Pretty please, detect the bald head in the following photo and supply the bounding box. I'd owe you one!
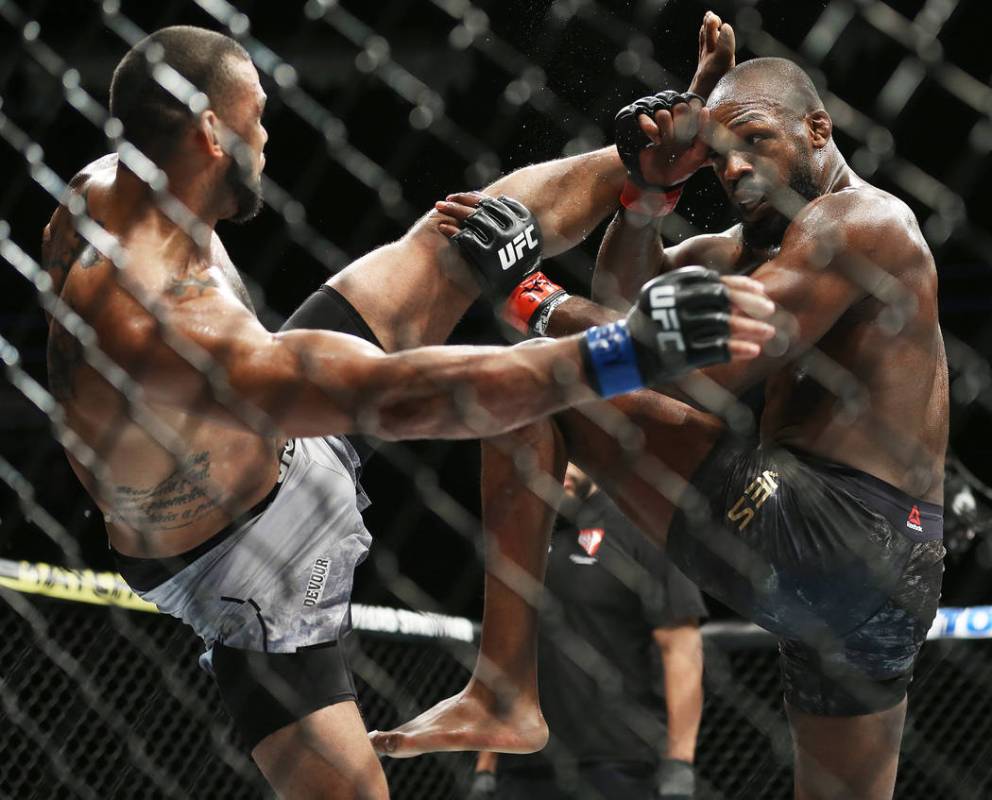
[708,57,823,118]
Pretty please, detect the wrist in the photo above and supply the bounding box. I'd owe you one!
[579,320,645,398]
[657,758,695,799]
[620,178,685,218]
[504,272,571,336]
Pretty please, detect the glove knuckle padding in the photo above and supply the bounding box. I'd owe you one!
[630,266,731,380]
[615,90,708,187]
[452,194,544,298]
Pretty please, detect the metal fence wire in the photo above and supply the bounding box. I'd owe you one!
[2,593,992,799]
[2,0,992,798]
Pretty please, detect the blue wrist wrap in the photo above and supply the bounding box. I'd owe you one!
[582,321,644,398]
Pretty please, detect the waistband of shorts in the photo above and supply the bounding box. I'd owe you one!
[786,447,943,542]
[112,440,295,593]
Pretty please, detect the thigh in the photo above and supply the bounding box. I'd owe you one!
[253,700,389,800]
[787,699,906,800]
[556,390,725,549]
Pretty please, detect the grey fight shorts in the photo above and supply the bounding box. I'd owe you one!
[115,435,372,749]
[136,435,372,653]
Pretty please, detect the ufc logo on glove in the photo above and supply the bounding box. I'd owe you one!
[498,224,540,270]
[649,285,686,351]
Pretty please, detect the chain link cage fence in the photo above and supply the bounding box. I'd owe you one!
[2,0,992,798]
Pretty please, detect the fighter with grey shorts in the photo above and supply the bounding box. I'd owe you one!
[114,287,382,750]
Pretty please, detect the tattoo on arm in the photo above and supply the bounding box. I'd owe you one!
[47,323,84,401]
[42,190,106,288]
[166,275,221,299]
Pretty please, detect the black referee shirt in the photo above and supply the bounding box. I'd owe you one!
[499,490,707,773]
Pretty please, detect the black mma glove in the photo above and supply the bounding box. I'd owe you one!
[656,758,696,799]
[615,90,706,189]
[452,195,544,299]
[580,266,731,398]
[466,770,496,800]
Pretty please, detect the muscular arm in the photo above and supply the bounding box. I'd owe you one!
[329,147,626,351]
[653,621,704,763]
[550,192,912,396]
[88,270,596,442]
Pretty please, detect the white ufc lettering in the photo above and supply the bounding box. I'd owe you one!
[648,284,684,350]
[499,224,538,270]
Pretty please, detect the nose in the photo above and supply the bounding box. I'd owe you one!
[720,149,753,184]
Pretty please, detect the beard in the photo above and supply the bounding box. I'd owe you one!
[740,154,820,251]
[223,157,264,224]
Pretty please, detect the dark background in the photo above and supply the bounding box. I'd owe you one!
[2,0,992,620]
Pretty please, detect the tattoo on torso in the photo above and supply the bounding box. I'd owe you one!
[111,450,220,530]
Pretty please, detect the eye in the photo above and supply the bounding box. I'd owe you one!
[745,133,766,146]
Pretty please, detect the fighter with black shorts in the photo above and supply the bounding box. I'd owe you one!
[370,23,946,800]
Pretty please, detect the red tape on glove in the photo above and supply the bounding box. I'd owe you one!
[504,272,569,334]
[619,179,684,217]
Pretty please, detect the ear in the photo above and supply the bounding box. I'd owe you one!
[806,110,832,149]
[196,110,226,159]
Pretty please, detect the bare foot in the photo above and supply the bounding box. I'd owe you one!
[368,688,549,759]
[689,10,736,99]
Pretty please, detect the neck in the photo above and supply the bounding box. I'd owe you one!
[114,163,217,263]
[820,146,853,195]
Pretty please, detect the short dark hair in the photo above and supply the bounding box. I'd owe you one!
[109,25,251,163]
[709,57,824,117]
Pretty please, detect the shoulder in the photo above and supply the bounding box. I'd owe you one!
[785,185,930,273]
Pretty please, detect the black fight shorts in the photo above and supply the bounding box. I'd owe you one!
[211,639,358,752]
[280,284,383,464]
[668,438,944,716]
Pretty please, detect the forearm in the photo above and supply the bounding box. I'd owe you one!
[485,146,625,256]
[592,208,667,310]
[265,331,593,441]
[657,628,704,762]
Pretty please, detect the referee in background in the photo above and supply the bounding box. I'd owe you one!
[470,463,708,800]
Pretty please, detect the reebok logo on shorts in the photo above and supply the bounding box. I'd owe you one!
[906,505,924,533]
[303,557,330,607]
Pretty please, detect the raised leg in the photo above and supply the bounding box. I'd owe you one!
[556,389,725,547]
[788,699,906,800]
[369,419,566,757]
[371,391,726,758]
[253,701,389,800]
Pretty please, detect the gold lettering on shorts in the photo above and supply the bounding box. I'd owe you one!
[727,470,780,530]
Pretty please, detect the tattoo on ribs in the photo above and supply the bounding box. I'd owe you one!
[111,451,220,530]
